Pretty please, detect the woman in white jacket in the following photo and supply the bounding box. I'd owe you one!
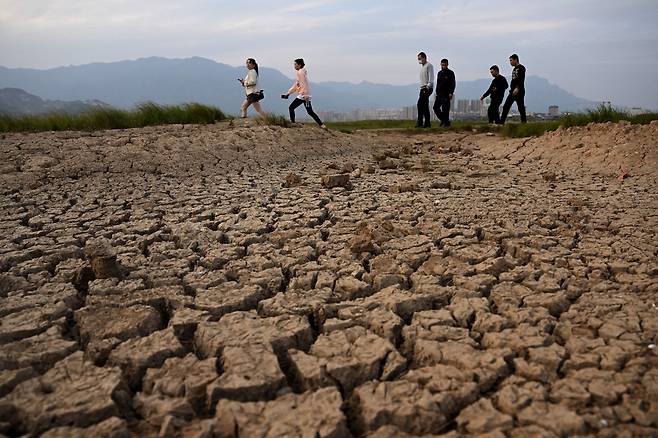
[238,58,267,119]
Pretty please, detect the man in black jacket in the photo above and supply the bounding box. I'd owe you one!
[433,59,455,127]
[500,54,527,124]
[480,65,508,124]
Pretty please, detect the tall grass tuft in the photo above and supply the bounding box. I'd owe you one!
[263,113,291,128]
[0,102,227,133]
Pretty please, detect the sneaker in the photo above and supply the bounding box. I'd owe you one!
[320,124,329,130]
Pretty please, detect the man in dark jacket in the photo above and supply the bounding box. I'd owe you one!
[433,59,455,127]
[480,65,508,124]
[500,54,527,124]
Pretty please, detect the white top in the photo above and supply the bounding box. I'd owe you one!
[419,62,434,90]
[244,70,259,95]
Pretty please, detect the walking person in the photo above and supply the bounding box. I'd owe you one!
[238,58,267,119]
[433,58,456,127]
[416,52,434,128]
[281,58,327,129]
[500,54,527,124]
[480,65,508,124]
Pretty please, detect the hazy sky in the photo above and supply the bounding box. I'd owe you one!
[1,0,657,108]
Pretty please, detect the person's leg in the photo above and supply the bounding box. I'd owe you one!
[252,102,267,119]
[487,103,495,123]
[289,98,304,122]
[421,90,431,127]
[441,97,451,127]
[500,94,514,124]
[432,96,441,121]
[240,100,250,118]
[416,90,424,127]
[491,99,502,124]
[303,100,324,126]
[517,94,527,123]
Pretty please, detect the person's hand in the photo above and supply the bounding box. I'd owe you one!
[448,94,453,100]
[237,78,244,85]
[281,94,289,99]
[512,88,519,96]
[303,96,310,102]
[480,96,484,101]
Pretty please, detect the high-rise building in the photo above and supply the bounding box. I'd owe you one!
[548,105,559,116]
[457,99,469,114]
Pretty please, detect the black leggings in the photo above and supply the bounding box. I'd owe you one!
[289,98,323,125]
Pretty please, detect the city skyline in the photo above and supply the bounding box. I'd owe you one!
[1,0,657,108]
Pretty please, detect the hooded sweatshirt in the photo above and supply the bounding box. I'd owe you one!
[288,68,312,99]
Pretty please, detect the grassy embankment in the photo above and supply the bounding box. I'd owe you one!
[326,105,658,138]
[0,102,228,133]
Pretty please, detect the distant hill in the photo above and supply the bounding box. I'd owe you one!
[0,87,109,115]
[0,57,598,115]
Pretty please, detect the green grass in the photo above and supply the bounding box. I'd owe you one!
[0,102,227,133]
[326,105,658,138]
[263,113,291,128]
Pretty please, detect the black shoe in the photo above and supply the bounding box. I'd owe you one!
[414,124,423,128]
[423,124,431,128]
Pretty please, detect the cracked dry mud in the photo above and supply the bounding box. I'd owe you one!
[0,119,657,437]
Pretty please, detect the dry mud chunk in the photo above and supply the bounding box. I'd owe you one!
[40,417,130,438]
[321,173,351,189]
[288,326,406,393]
[481,324,550,354]
[456,398,513,434]
[194,311,313,358]
[0,301,70,344]
[326,305,403,344]
[334,276,372,300]
[448,297,489,328]
[0,367,37,397]
[0,282,80,318]
[107,327,186,388]
[84,237,122,279]
[258,288,334,319]
[86,285,190,309]
[349,379,447,435]
[207,344,286,404]
[143,354,218,414]
[522,291,571,317]
[362,285,437,321]
[0,326,78,373]
[0,351,128,435]
[517,401,586,436]
[215,387,349,437]
[134,393,195,425]
[493,381,548,415]
[168,307,213,342]
[75,304,164,362]
[194,283,270,317]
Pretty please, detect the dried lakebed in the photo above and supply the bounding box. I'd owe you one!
[0,121,656,437]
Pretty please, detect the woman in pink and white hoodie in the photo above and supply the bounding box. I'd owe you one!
[281,58,327,129]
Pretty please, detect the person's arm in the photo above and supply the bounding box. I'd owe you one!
[501,77,509,91]
[427,64,434,90]
[448,70,455,97]
[482,81,492,99]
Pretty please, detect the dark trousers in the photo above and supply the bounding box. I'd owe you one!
[417,88,431,127]
[433,95,451,126]
[501,92,526,123]
[488,98,503,124]
[289,98,323,126]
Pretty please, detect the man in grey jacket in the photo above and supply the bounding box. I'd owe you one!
[416,52,434,128]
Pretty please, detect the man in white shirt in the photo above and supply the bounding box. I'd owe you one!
[416,52,434,128]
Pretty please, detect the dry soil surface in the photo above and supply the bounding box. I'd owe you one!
[0,120,657,437]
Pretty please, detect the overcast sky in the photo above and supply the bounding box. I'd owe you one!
[1,0,657,108]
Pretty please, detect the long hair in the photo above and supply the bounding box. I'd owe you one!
[247,58,259,75]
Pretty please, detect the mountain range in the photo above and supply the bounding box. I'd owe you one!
[0,57,598,115]
[0,88,108,115]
